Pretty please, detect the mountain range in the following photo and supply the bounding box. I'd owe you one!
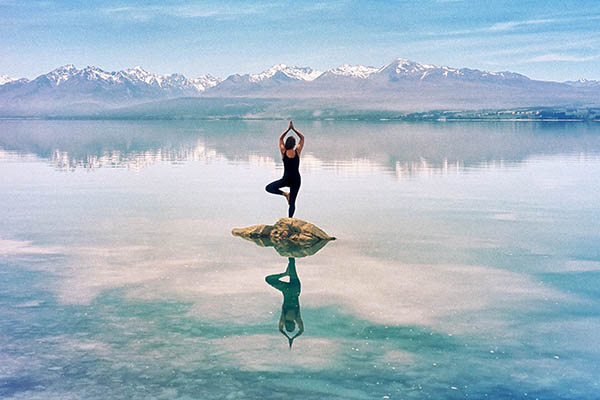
[1,58,599,117]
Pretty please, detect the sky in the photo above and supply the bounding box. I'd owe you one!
[1,0,600,82]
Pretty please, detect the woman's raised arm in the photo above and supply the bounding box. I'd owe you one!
[279,125,291,154]
[290,121,305,155]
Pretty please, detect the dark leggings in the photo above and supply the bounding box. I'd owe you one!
[265,258,301,296]
[265,176,301,217]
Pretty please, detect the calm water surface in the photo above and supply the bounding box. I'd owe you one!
[1,120,600,399]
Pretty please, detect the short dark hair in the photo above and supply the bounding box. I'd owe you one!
[284,136,296,150]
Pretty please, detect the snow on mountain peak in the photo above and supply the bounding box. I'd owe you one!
[191,75,221,91]
[380,58,441,76]
[46,64,80,86]
[571,78,599,84]
[120,67,186,88]
[0,74,19,86]
[122,66,152,81]
[81,66,119,82]
[56,64,77,71]
[391,57,413,65]
[249,64,322,82]
[34,64,216,92]
[565,78,600,88]
[327,64,379,78]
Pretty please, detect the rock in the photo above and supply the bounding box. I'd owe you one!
[232,218,335,257]
[232,218,335,244]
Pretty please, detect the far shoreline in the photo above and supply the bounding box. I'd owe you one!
[1,116,599,123]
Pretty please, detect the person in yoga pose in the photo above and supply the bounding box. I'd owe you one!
[265,121,304,218]
[265,257,304,348]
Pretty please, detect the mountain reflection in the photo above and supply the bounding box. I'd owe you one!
[2,119,600,177]
[266,257,304,349]
[49,142,225,171]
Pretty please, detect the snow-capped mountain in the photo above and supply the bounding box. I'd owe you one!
[249,64,322,82]
[372,58,530,83]
[0,64,224,115]
[205,64,323,96]
[190,75,221,91]
[204,58,550,100]
[323,64,379,78]
[118,66,221,92]
[0,75,12,85]
[378,58,439,77]
[44,64,79,86]
[201,67,297,96]
[36,64,217,94]
[1,58,598,116]
[565,78,600,88]
[0,74,26,86]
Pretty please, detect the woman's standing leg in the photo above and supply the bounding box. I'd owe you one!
[286,258,300,294]
[288,182,300,217]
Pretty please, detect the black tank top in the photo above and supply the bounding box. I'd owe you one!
[283,150,300,177]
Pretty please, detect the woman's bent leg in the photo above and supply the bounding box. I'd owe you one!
[265,272,288,292]
[266,178,286,196]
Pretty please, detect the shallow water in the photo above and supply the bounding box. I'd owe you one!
[1,119,600,399]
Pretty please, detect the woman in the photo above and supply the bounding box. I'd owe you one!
[265,120,304,218]
[265,257,304,348]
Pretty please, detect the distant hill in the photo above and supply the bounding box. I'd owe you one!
[1,59,600,117]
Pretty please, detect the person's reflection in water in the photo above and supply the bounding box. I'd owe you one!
[265,257,304,348]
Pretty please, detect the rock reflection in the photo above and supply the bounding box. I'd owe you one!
[236,235,331,258]
[265,258,304,348]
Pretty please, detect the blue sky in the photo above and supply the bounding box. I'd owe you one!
[1,0,599,81]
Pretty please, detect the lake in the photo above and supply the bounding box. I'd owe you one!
[1,119,600,399]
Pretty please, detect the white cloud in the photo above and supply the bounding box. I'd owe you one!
[439,15,599,37]
[101,3,273,21]
[0,239,59,256]
[212,335,341,372]
[527,53,600,63]
[482,37,600,57]
[103,7,134,13]
[489,18,557,32]
[306,0,350,11]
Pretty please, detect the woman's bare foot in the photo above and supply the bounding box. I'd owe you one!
[283,192,290,204]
